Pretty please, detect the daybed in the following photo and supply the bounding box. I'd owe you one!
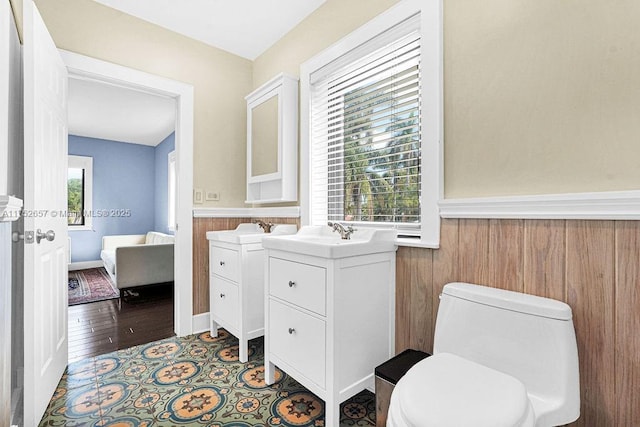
[100,231,174,290]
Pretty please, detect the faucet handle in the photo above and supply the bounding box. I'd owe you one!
[254,219,274,233]
[344,225,356,239]
[327,221,356,239]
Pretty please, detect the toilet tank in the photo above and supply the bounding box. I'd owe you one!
[433,283,580,426]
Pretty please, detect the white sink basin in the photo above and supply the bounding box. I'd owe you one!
[261,225,397,258]
[206,223,297,244]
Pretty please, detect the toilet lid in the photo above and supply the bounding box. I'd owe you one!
[394,353,531,427]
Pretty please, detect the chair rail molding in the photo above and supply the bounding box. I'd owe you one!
[439,190,640,220]
[0,195,22,222]
[193,206,300,218]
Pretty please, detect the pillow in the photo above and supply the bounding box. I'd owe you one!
[145,231,175,245]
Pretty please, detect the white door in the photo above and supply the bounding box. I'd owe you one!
[22,1,69,425]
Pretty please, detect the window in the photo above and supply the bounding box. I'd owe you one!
[168,150,176,231]
[67,155,93,230]
[301,1,442,247]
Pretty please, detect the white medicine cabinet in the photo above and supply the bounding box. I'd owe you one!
[245,73,298,204]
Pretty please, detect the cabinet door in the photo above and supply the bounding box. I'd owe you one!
[269,299,326,388]
[210,277,239,332]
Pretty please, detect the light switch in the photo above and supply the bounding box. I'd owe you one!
[194,188,203,204]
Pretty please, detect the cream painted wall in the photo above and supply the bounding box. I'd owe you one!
[19,0,253,207]
[256,0,640,198]
[444,0,640,197]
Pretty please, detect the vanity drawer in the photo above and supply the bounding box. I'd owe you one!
[210,277,239,331]
[269,299,326,388]
[210,245,240,282]
[269,257,326,316]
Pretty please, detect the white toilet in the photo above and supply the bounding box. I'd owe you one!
[387,282,580,427]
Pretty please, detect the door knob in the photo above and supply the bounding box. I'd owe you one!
[36,229,55,244]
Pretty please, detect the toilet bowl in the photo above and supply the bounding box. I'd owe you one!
[386,282,580,427]
[387,353,535,427]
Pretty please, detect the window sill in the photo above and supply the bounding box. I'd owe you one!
[396,237,439,249]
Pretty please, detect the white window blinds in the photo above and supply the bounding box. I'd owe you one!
[309,15,422,236]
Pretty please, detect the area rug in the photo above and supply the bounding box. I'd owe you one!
[68,267,119,306]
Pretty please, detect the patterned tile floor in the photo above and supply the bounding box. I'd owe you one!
[40,329,376,426]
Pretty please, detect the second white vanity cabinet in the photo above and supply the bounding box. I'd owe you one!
[262,226,397,427]
[206,223,296,362]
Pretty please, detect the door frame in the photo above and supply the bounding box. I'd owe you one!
[60,50,194,336]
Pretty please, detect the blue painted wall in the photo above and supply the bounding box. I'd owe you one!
[69,135,159,262]
[154,133,175,235]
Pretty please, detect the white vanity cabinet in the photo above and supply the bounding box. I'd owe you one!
[207,223,296,362]
[262,228,397,427]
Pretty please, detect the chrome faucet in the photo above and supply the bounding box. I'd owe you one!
[327,221,355,240]
[253,220,274,233]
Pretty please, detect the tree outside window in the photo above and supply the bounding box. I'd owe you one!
[67,155,93,230]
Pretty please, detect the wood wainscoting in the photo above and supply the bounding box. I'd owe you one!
[192,217,639,425]
[192,217,300,315]
[396,218,639,426]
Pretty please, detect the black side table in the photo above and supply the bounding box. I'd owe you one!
[375,349,430,426]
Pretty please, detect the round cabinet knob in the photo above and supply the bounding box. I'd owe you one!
[288,328,295,334]
[219,261,225,266]
[288,281,296,288]
[220,293,225,298]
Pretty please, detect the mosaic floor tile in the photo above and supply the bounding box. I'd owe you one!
[97,383,157,421]
[60,369,98,391]
[40,329,377,426]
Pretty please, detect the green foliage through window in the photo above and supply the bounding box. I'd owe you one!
[325,36,421,226]
[68,168,84,225]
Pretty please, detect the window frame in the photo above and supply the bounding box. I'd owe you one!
[168,150,176,231]
[300,0,443,248]
[67,155,93,231]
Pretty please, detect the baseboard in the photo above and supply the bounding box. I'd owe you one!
[192,312,210,334]
[339,373,375,401]
[68,260,102,271]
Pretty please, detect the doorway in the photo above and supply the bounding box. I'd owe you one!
[66,76,178,360]
[61,50,194,338]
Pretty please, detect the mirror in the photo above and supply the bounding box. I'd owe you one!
[250,95,279,178]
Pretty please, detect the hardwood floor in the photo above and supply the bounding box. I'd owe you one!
[67,283,175,362]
